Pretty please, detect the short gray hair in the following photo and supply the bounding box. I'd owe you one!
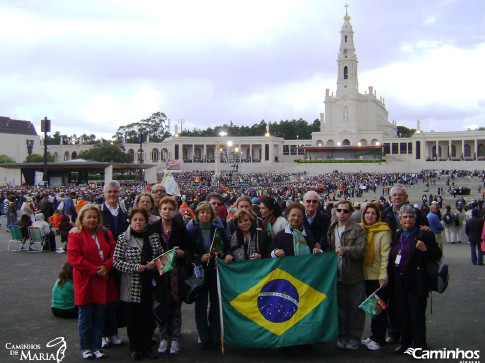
[104,180,120,193]
[390,183,408,197]
[398,204,416,218]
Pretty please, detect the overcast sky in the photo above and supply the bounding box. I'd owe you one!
[1,0,484,140]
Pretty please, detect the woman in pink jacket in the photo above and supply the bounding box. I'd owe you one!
[68,204,118,360]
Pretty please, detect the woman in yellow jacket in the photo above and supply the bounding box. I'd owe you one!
[360,203,391,351]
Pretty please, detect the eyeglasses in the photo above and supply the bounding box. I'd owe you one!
[336,208,350,214]
[288,214,303,219]
[305,200,318,204]
[153,190,166,194]
[211,202,222,206]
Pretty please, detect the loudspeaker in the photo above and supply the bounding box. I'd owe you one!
[41,118,51,132]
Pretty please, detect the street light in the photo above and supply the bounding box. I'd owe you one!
[40,117,51,186]
[139,133,144,182]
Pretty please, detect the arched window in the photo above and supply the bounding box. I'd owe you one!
[194,148,201,161]
[464,144,471,157]
[207,147,214,161]
[343,106,348,120]
[161,148,168,161]
[53,152,58,162]
[127,149,135,162]
[342,139,351,146]
[151,148,159,161]
[63,151,70,161]
[478,143,485,157]
[327,140,335,146]
[344,66,348,79]
[71,151,77,159]
[343,49,348,58]
[359,139,368,146]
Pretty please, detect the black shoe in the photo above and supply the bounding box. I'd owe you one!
[130,351,142,361]
[143,349,158,359]
[200,341,211,351]
[212,341,221,352]
[393,346,409,355]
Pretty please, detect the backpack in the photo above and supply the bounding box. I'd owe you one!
[417,230,449,294]
[443,212,452,225]
[426,256,449,293]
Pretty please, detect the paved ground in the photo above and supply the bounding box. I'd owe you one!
[0,175,484,362]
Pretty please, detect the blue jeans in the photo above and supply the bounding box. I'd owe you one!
[78,303,107,351]
[470,243,483,265]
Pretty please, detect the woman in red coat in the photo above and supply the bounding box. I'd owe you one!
[68,204,118,360]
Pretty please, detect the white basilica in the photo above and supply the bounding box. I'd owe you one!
[1,8,484,184]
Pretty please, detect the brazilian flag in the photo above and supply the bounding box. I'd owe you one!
[217,253,338,348]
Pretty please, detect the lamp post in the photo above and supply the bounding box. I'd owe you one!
[40,117,51,186]
[139,133,144,182]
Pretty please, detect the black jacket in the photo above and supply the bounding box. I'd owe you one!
[269,226,315,257]
[465,216,485,244]
[303,210,330,250]
[388,229,442,297]
[100,203,129,242]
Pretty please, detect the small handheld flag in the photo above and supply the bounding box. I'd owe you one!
[153,248,176,276]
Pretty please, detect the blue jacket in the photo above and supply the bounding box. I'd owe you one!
[427,212,444,234]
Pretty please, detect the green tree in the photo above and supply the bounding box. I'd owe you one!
[397,126,416,138]
[78,140,132,163]
[25,153,54,162]
[114,112,170,143]
[0,154,14,163]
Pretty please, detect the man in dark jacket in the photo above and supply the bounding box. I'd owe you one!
[382,184,429,233]
[302,191,330,251]
[465,209,484,265]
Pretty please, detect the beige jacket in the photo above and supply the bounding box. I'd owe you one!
[363,230,391,282]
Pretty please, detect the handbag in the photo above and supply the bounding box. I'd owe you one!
[480,240,485,252]
[181,263,205,304]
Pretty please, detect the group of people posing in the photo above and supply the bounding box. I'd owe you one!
[57,180,458,359]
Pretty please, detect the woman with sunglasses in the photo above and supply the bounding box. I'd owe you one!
[327,200,367,350]
[259,196,286,239]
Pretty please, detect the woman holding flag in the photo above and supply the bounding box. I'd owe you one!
[151,196,191,355]
[187,201,229,352]
[259,196,286,239]
[360,202,391,351]
[112,207,162,361]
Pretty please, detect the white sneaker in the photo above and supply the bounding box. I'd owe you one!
[92,350,106,359]
[170,339,180,354]
[101,337,110,348]
[109,335,123,345]
[336,338,348,349]
[366,340,382,351]
[361,337,373,347]
[81,349,93,359]
[158,339,168,354]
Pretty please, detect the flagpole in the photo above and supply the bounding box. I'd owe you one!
[216,262,224,354]
[208,232,216,267]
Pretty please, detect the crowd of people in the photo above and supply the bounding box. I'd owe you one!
[2,169,485,359]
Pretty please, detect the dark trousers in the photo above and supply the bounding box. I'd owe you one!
[365,280,388,346]
[337,280,366,340]
[125,299,155,353]
[390,272,428,349]
[195,271,220,345]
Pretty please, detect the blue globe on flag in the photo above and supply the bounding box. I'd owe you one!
[257,279,299,323]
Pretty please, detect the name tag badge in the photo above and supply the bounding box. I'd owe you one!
[99,250,104,260]
[395,254,401,265]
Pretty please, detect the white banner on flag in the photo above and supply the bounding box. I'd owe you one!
[161,170,181,196]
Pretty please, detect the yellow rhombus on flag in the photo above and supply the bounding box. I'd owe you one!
[230,268,327,336]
